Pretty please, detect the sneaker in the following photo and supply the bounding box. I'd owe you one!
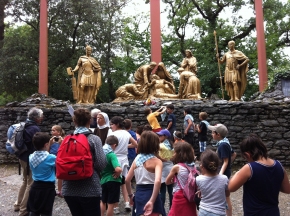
[125,202,131,211]
[114,207,120,214]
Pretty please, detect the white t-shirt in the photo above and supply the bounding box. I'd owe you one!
[110,130,131,156]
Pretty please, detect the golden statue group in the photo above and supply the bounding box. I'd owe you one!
[67,42,249,104]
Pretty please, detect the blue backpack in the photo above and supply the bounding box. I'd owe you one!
[6,122,28,156]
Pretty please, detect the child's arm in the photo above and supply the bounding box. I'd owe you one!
[125,160,136,205]
[165,164,179,185]
[219,157,229,175]
[128,136,137,148]
[184,118,193,135]
[143,159,163,215]
[228,164,251,192]
[112,166,122,179]
[280,168,290,194]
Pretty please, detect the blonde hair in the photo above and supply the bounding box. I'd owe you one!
[52,125,65,137]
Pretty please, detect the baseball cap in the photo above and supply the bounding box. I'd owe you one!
[156,129,171,138]
[208,124,228,137]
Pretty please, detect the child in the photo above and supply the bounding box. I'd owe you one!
[166,104,176,140]
[196,112,209,153]
[50,125,65,155]
[156,129,174,209]
[50,125,65,196]
[229,134,290,215]
[125,131,166,216]
[196,149,229,216]
[183,108,195,149]
[136,125,144,141]
[27,132,57,216]
[144,107,166,132]
[124,119,137,169]
[101,135,122,216]
[173,131,185,148]
[165,142,197,216]
[208,123,232,216]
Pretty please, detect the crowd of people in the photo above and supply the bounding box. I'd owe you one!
[11,106,290,216]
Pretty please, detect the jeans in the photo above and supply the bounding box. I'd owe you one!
[64,196,101,216]
[160,183,173,209]
[199,141,207,152]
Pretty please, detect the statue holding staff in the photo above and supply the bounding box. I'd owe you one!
[216,41,249,101]
[68,45,102,104]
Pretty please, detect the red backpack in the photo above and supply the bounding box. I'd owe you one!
[56,133,94,180]
[176,163,199,203]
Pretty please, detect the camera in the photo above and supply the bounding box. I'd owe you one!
[54,137,59,142]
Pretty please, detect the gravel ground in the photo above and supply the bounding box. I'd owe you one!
[0,164,290,216]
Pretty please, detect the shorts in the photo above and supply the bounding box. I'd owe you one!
[101,181,121,204]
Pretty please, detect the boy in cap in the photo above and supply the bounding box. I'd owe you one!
[208,123,232,216]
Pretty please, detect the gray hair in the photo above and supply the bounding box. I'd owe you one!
[91,108,101,117]
[27,107,43,121]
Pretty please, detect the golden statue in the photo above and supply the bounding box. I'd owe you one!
[216,41,249,101]
[181,49,197,75]
[133,62,157,98]
[177,68,201,99]
[148,74,178,99]
[155,62,175,92]
[68,45,102,104]
[114,84,147,101]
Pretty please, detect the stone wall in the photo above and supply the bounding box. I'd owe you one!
[1,93,290,165]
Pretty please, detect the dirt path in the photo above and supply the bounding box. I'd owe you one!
[0,164,289,216]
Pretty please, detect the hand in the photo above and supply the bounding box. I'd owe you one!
[112,171,120,179]
[236,64,240,70]
[184,129,188,135]
[143,201,153,216]
[129,195,134,206]
[195,190,201,198]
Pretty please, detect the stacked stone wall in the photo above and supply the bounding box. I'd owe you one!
[1,98,290,166]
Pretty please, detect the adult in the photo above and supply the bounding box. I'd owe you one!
[149,74,177,98]
[90,108,101,129]
[115,83,146,101]
[14,107,43,216]
[71,45,102,104]
[62,108,107,216]
[155,62,175,91]
[133,61,157,98]
[177,67,201,99]
[180,49,197,75]
[109,116,138,213]
[94,112,111,145]
[216,40,249,101]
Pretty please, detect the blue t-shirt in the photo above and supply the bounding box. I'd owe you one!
[50,142,60,156]
[29,154,56,183]
[217,141,232,179]
[127,130,137,159]
[167,113,176,134]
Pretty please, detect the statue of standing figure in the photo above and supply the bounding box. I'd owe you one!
[68,45,102,104]
[216,41,249,101]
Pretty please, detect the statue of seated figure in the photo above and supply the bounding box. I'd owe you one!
[148,74,178,99]
[177,67,201,99]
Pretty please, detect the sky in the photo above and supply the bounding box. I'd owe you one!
[123,1,290,57]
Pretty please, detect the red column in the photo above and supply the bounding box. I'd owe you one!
[255,0,268,92]
[39,0,48,95]
[150,0,161,65]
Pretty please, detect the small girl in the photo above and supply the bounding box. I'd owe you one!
[165,142,197,216]
[50,125,65,197]
[196,149,229,216]
[50,125,65,155]
[125,131,166,216]
[172,131,185,148]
